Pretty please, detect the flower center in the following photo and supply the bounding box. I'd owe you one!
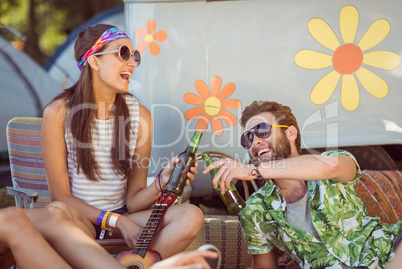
[332,43,363,74]
[204,97,221,116]
[145,34,154,43]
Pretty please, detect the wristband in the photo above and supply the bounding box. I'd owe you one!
[97,211,106,226]
[108,213,121,228]
[101,211,112,230]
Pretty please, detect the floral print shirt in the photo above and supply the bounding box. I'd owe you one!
[239,150,402,269]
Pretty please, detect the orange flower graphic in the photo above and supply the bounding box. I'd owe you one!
[134,20,167,56]
[184,76,241,136]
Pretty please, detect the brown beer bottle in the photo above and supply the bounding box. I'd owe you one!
[165,131,203,196]
[202,153,246,214]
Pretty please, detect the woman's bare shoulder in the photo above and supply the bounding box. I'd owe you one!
[42,99,67,123]
[138,102,151,121]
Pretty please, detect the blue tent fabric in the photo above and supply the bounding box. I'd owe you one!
[0,36,61,152]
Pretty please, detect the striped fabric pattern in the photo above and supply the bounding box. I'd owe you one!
[6,117,129,250]
[356,170,402,224]
[6,117,50,207]
[65,95,139,211]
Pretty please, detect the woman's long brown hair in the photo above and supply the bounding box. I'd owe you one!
[52,24,132,181]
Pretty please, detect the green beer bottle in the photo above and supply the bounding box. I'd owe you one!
[165,131,203,196]
[202,153,246,214]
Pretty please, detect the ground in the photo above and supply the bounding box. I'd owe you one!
[0,161,14,209]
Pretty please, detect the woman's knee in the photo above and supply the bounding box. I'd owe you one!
[43,204,71,227]
[0,207,28,231]
[0,207,33,242]
[46,201,74,218]
[36,204,79,241]
[0,207,25,222]
[46,201,95,238]
[172,204,204,235]
[187,204,204,225]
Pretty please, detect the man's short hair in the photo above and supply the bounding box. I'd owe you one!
[240,101,301,154]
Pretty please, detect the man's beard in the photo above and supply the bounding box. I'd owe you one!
[250,132,292,164]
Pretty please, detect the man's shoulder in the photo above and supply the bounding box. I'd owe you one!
[321,149,356,160]
[321,149,361,179]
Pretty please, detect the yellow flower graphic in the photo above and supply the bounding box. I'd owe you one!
[295,5,400,111]
[184,76,241,136]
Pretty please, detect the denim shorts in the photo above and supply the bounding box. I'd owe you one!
[94,205,128,239]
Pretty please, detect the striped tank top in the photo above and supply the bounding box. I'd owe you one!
[65,95,139,211]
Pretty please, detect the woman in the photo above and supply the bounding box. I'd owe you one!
[0,206,217,269]
[0,204,124,269]
[41,24,204,259]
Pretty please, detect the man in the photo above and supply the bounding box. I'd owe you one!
[203,101,402,268]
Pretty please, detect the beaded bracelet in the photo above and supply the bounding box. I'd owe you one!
[153,169,165,193]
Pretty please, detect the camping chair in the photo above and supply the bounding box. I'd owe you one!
[5,117,129,254]
[6,117,48,208]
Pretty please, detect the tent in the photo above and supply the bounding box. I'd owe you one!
[0,36,62,154]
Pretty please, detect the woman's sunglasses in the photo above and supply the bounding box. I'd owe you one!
[240,122,289,149]
[93,45,141,67]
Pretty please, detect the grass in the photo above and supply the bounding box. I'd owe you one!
[0,188,16,208]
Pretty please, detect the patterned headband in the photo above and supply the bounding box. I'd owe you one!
[77,27,130,71]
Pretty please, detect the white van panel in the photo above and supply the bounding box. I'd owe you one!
[124,0,402,192]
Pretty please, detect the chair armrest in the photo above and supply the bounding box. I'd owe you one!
[6,187,39,209]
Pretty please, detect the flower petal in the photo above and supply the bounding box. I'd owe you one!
[146,19,157,34]
[136,40,148,54]
[196,115,210,133]
[184,93,205,106]
[220,99,241,110]
[363,51,401,70]
[153,30,167,42]
[358,19,390,51]
[217,82,235,101]
[310,70,341,105]
[211,116,223,136]
[308,18,340,51]
[149,41,161,56]
[134,27,146,39]
[194,80,211,100]
[295,50,333,69]
[341,74,360,111]
[185,107,205,120]
[339,5,359,44]
[355,67,389,99]
[218,110,238,126]
[210,76,222,97]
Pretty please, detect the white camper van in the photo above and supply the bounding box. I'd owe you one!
[45,0,402,204]
[122,0,402,201]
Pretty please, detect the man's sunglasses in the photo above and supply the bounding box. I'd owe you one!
[240,122,289,149]
[93,45,141,67]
